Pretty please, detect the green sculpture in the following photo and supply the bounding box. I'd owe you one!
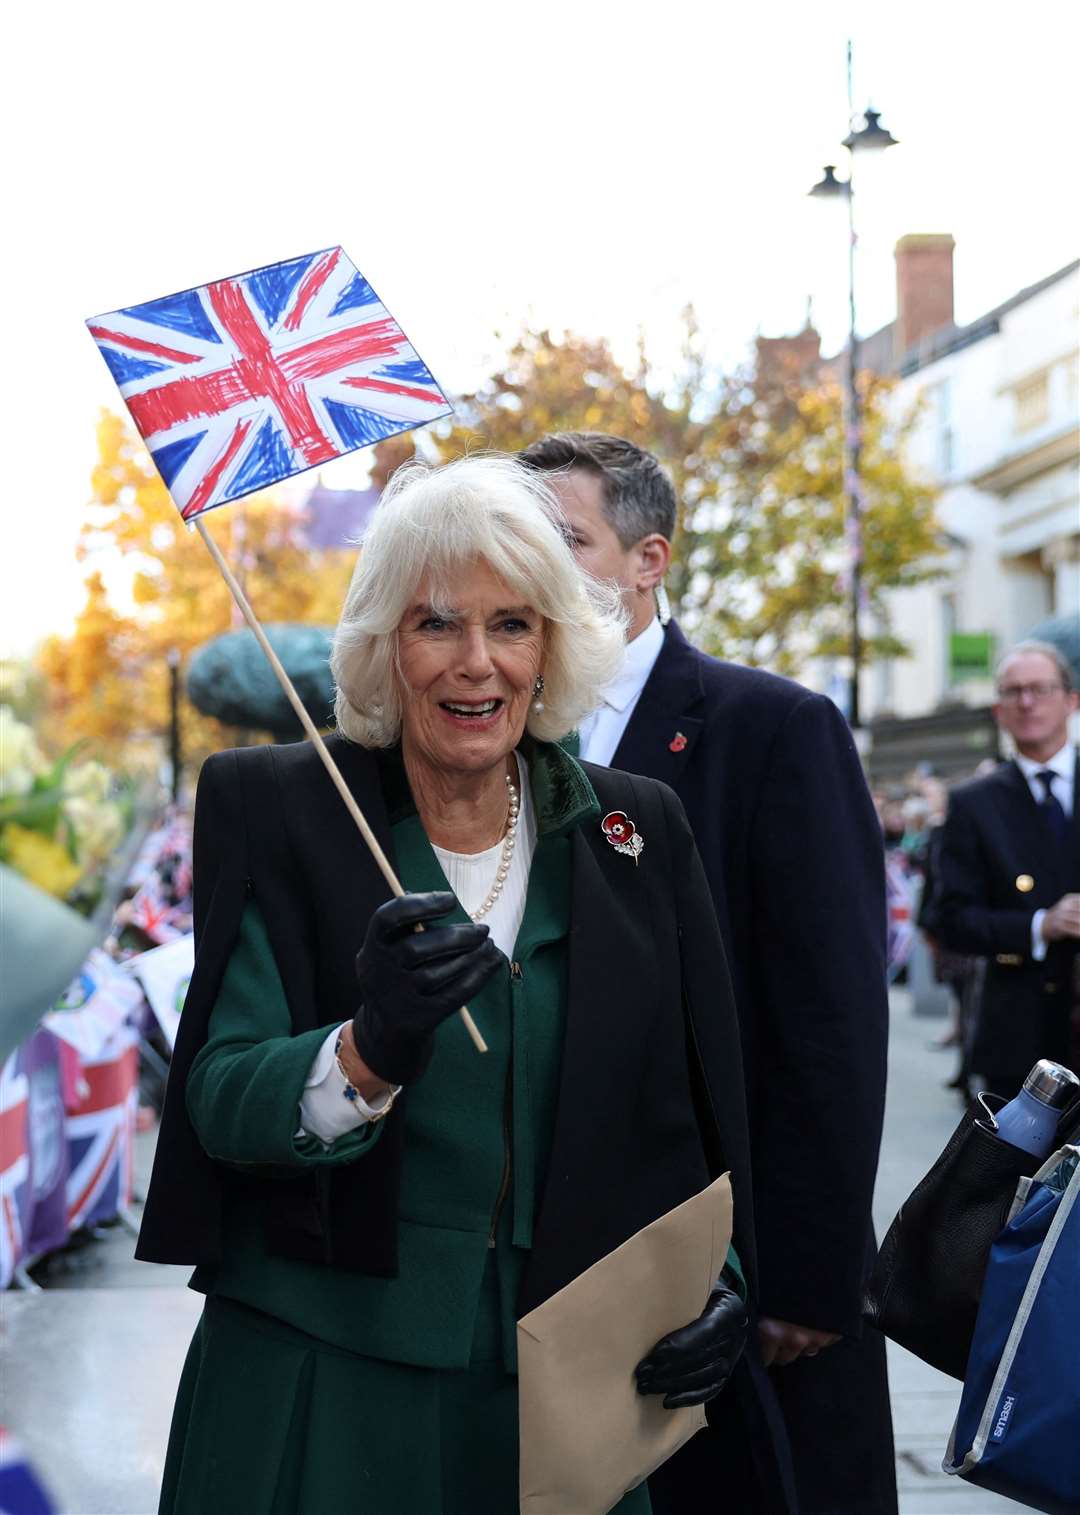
[187,625,335,740]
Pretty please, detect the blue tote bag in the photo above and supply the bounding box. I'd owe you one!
[944,1144,1080,1513]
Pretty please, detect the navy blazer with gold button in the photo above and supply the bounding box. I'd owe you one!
[936,751,1080,1079]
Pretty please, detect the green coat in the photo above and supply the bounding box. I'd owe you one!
[163,748,657,1514]
[186,756,592,1371]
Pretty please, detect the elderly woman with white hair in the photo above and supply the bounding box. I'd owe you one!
[139,456,761,1515]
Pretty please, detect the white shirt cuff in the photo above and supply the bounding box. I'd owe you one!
[1030,911,1048,962]
[297,1023,397,1145]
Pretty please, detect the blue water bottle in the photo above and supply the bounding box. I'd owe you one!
[990,1060,1080,1159]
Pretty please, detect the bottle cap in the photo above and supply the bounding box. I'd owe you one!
[1023,1059,1080,1110]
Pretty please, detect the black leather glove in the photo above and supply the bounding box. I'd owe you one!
[635,1276,749,1408]
[352,890,504,1085]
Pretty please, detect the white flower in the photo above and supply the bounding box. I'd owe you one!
[63,759,112,805]
[63,795,125,866]
[0,705,47,799]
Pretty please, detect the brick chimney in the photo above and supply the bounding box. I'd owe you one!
[894,234,955,358]
[755,326,822,389]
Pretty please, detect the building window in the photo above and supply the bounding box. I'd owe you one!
[935,378,954,474]
[1014,371,1050,434]
[942,593,958,692]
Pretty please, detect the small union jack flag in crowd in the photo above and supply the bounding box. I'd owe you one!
[65,1034,139,1233]
[885,850,917,982]
[87,248,453,520]
[0,1059,28,1291]
[126,883,184,945]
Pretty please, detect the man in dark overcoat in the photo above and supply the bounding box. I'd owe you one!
[936,640,1080,1097]
[522,433,896,1515]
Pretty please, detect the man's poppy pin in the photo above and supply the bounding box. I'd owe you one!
[601,810,644,865]
[669,732,688,753]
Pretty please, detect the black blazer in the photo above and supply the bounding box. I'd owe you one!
[612,622,889,1338]
[137,735,757,1316]
[936,753,1080,1080]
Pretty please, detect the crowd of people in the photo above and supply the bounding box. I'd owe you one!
[873,774,982,1089]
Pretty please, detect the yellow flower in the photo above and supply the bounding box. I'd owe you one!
[2,824,82,898]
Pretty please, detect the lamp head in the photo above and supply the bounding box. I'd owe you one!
[843,107,899,152]
[808,164,850,199]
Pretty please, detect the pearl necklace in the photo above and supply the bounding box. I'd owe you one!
[470,774,520,922]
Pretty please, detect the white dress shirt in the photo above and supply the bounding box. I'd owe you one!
[578,615,665,766]
[1015,742,1076,818]
[297,753,537,1144]
[1014,742,1076,961]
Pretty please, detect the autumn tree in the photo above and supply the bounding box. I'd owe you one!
[38,413,355,770]
[673,359,946,671]
[434,321,944,675]
[37,571,140,756]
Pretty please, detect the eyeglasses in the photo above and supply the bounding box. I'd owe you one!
[996,682,1066,703]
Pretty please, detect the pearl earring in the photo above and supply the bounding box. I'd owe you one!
[532,673,545,711]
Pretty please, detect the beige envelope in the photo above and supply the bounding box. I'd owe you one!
[518,1174,733,1515]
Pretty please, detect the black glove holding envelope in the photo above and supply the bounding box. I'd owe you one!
[352,890,504,1085]
[635,1275,748,1408]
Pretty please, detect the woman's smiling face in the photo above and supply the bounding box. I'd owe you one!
[396,558,545,779]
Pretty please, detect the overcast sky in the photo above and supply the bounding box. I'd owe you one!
[3,0,1077,655]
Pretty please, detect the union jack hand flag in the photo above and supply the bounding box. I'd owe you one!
[87,248,453,520]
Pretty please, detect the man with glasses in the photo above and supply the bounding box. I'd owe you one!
[937,640,1080,1098]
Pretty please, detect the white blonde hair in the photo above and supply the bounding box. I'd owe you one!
[331,454,627,747]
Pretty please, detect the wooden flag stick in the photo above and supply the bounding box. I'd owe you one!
[194,516,488,1055]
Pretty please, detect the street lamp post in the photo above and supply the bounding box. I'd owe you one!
[809,44,898,731]
[166,648,182,804]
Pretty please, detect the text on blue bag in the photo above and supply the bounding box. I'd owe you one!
[990,1394,1017,1442]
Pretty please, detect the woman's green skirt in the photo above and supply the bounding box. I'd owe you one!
[160,1292,653,1515]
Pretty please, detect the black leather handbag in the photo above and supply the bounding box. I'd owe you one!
[863,1094,1067,1381]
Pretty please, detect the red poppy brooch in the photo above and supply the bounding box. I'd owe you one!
[601,810,644,865]
[669,731,688,753]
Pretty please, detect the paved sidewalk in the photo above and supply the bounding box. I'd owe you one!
[2,1286,199,1515]
[876,988,1015,1514]
[0,1132,195,1515]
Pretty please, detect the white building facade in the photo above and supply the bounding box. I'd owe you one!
[866,257,1079,726]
